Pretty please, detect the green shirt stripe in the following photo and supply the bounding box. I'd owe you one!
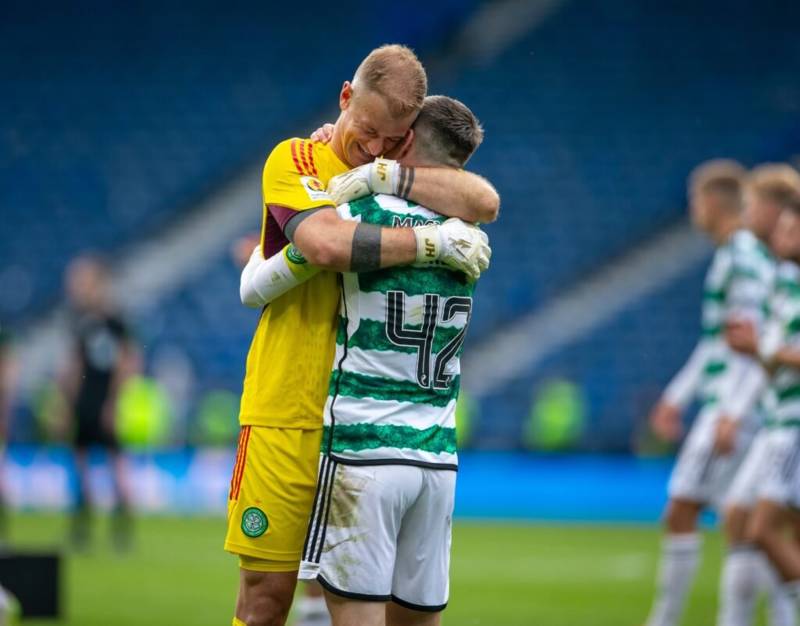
[358,266,474,299]
[323,423,456,455]
[704,360,727,377]
[777,385,800,403]
[331,369,459,408]
[787,317,800,335]
[348,196,446,228]
[704,290,725,302]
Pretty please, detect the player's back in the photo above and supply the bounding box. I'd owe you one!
[324,194,475,469]
[696,229,776,404]
[762,261,800,424]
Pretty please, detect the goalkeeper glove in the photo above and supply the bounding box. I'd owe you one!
[413,218,491,282]
[328,158,401,205]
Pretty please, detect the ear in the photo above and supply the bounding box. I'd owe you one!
[340,81,353,111]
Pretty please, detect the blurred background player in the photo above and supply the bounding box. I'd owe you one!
[58,256,139,550]
[0,323,13,543]
[718,164,800,626]
[645,160,778,626]
[725,171,800,616]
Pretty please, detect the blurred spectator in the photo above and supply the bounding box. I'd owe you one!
[0,323,14,542]
[58,256,140,550]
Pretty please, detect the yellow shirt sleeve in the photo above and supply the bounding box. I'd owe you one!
[262,138,334,212]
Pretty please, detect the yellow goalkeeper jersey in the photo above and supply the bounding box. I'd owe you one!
[239,138,349,429]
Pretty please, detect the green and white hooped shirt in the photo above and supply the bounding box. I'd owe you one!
[761,262,800,427]
[695,229,775,406]
[322,194,475,470]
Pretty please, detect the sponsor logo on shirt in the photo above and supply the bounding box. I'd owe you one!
[301,176,331,202]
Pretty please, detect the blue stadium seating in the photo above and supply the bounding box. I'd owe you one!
[5,0,800,449]
[0,0,476,323]
[452,0,800,338]
[126,0,800,437]
[474,262,709,450]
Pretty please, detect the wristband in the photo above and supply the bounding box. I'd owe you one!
[370,158,399,195]
[413,224,440,264]
[283,244,317,280]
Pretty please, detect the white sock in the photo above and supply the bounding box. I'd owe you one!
[760,555,796,626]
[294,595,328,620]
[646,533,702,626]
[717,545,761,626]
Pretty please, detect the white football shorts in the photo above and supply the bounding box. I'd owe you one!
[299,456,455,611]
[668,404,756,507]
[758,426,800,505]
[725,427,772,508]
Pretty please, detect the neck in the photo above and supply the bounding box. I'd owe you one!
[711,216,740,245]
[329,122,352,168]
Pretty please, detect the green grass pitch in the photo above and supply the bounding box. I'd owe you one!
[7,513,765,625]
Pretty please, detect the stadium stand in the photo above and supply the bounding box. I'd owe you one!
[5,0,800,450]
[0,0,475,323]
[454,0,800,338]
[456,0,800,447]
[475,263,709,450]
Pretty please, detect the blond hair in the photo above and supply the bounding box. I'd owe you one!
[749,163,800,208]
[352,44,427,118]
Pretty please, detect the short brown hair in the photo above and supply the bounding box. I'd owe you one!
[749,163,800,209]
[688,159,747,212]
[353,44,427,118]
[412,95,484,168]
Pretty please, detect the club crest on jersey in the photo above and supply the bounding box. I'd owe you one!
[301,176,330,202]
[286,244,308,265]
[241,507,268,537]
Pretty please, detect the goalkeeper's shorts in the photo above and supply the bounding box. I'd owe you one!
[224,425,322,571]
[299,458,455,611]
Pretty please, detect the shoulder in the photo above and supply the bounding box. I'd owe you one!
[709,243,733,271]
[265,138,309,171]
[727,229,755,258]
[781,263,800,299]
[262,138,332,207]
[344,194,442,227]
[731,229,773,263]
[372,194,442,222]
[778,261,800,284]
[263,137,325,177]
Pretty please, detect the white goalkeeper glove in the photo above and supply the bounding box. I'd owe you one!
[328,158,400,205]
[413,218,491,282]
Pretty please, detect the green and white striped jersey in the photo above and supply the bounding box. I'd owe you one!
[762,262,800,425]
[684,230,776,411]
[322,194,474,469]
